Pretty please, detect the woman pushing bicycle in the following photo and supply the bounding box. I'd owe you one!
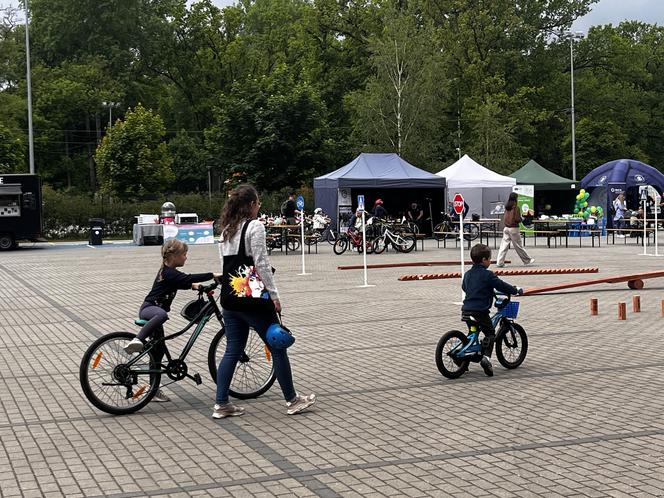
[215,184,316,419]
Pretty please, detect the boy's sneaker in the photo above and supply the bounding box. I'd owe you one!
[152,389,170,402]
[124,338,144,354]
[212,403,245,419]
[286,393,316,415]
[480,356,494,377]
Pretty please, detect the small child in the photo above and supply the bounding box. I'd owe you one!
[462,243,523,377]
[125,240,221,399]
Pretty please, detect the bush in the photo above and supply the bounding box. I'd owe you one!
[42,183,315,239]
[43,186,228,239]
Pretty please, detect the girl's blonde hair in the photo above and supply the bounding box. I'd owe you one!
[159,239,188,280]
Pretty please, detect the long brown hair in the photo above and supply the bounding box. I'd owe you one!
[219,184,259,240]
[504,192,518,212]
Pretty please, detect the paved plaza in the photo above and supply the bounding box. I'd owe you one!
[1,237,664,497]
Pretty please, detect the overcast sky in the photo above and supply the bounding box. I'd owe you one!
[2,0,664,32]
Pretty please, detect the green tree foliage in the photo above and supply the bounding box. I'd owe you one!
[3,0,664,201]
[205,67,331,191]
[96,104,174,198]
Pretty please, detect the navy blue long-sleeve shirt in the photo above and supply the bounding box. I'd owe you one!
[144,266,214,312]
[462,263,518,312]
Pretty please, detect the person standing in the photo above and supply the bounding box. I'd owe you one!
[281,192,299,225]
[215,184,316,418]
[612,193,627,236]
[496,192,534,267]
[372,199,388,219]
[406,202,424,232]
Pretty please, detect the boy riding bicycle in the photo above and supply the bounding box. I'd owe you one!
[462,244,523,377]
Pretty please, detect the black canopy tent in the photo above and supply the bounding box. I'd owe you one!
[314,153,446,232]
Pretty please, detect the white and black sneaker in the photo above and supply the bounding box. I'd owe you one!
[286,393,317,415]
[124,338,144,354]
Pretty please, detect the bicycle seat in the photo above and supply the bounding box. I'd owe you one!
[134,319,148,327]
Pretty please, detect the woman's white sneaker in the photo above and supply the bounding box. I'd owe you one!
[286,393,316,415]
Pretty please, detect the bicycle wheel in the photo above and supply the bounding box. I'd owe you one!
[392,234,416,253]
[287,237,301,251]
[324,227,337,245]
[435,330,470,379]
[463,224,479,241]
[495,321,528,369]
[333,237,348,255]
[208,327,276,399]
[79,332,160,415]
[372,236,388,254]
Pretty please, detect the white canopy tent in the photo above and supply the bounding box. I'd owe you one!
[436,154,516,217]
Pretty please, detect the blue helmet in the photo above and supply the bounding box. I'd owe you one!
[266,323,295,349]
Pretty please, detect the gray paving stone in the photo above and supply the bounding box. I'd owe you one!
[1,241,664,496]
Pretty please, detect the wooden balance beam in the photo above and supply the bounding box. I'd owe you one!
[338,260,511,270]
[398,268,599,281]
[522,270,664,295]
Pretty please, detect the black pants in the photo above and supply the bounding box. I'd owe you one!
[463,310,495,358]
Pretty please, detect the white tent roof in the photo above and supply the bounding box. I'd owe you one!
[436,154,516,189]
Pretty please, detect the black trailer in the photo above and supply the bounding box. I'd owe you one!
[0,174,45,250]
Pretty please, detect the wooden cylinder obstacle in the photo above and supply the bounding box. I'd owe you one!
[628,279,644,290]
[632,295,641,313]
[590,298,598,316]
[661,300,664,317]
[618,302,627,320]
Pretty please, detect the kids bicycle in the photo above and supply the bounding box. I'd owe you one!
[435,294,528,379]
[79,282,276,415]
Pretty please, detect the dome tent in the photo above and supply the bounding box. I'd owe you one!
[580,159,664,227]
[435,154,515,218]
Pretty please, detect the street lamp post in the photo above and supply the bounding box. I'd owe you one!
[102,101,120,129]
[24,0,35,174]
[566,31,584,181]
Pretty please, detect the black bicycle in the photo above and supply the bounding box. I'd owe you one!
[79,282,276,415]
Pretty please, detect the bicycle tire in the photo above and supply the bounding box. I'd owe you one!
[325,227,337,245]
[79,331,160,415]
[333,237,348,255]
[433,222,453,240]
[208,327,276,399]
[463,224,479,241]
[392,234,416,253]
[435,330,470,379]
[287,237,301,251]
[495,321,528,369]
[372,236,387,254]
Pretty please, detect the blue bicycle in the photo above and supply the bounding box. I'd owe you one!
[436,294,528,379]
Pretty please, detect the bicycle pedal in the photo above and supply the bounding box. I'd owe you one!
[193,373,202,385]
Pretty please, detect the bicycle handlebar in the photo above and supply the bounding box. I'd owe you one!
[198,281,219,295]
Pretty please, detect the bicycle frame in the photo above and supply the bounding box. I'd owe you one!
[124,288,223,373]
[453,304,515,359]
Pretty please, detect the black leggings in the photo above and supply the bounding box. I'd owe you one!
[136,303,169,343]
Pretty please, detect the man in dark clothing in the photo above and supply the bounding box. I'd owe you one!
[281,192,298,224]
[406,202,424,232]
[462,244,523,376]
[372,199,388,219]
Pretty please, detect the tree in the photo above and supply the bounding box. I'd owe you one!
[205,67,332,191]
[0,123,24,173]
[96,104,174,198]
[345,9,445,167]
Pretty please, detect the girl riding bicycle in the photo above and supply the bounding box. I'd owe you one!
[125,239,221,354]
